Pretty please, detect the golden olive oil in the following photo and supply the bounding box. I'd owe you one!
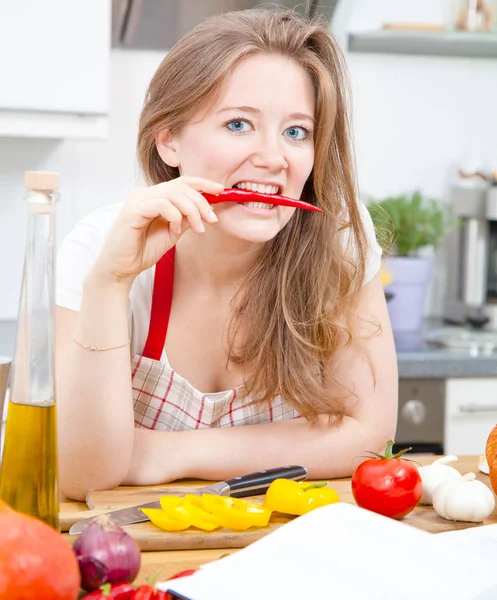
[0,401,59,530]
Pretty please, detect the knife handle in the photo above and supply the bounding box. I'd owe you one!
[227,465,308,497]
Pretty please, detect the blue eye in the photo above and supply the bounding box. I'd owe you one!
[284,126,308,141]
[227,119,251,133]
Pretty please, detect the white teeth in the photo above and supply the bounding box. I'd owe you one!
[235,182,279,194]
[243,202,274,210]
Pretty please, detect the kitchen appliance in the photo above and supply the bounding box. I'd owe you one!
[395,379,445,455]
[69,465,307,534]
[444,179,497,330]
[111,0,339,51]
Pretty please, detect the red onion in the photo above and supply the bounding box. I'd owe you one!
[72,514,141,592]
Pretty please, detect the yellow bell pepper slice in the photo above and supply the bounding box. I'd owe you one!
[141,507,190,531]
[264,479,340,516]
[158,496,192,527]
[181,494,223,531]
[158,494,222,531]
[201,494,272,530]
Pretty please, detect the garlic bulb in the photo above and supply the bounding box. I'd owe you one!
[417,455,462,505]
[432,472,495,523]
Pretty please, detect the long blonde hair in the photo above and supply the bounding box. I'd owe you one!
[137,8,369,423]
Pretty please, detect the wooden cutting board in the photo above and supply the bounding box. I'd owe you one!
[61,477,485,552]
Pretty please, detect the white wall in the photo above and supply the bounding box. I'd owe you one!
[345,0,497,315]
[1,0,496,319]
[0,50,164,320]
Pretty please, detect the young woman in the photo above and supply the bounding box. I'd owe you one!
[56,8,397,500]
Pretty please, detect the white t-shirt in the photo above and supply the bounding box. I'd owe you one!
[56,201,382,357]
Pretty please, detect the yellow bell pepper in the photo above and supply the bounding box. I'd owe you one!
[146,493,274,532]
[156,496,191,527]
[159,494,222,531]
[264,479,340,515]
[200,494,272,530]
[141,507,190,531]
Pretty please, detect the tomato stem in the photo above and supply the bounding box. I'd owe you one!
[366,440,413,460]
[384,439,395,458]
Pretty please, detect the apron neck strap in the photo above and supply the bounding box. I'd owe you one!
[142,246,175,360]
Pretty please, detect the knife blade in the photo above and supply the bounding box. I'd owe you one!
[69,465,307,535]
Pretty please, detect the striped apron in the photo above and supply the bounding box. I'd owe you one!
[132,247,299,431]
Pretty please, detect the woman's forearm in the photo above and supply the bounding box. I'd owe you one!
[125,414,395,486]
[57,270,135,500]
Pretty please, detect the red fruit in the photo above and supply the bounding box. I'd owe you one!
[0,499,80,599]
[351,440,422,520]
[486,424,497,495]
[167,569,196,580]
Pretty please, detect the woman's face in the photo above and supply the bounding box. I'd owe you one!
[160,52,316,243]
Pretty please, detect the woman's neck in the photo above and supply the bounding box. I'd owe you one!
[175,229,263,292]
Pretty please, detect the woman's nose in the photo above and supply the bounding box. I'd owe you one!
[251,138,288,172]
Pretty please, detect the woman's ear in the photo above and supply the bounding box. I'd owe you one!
[155,130,180,168]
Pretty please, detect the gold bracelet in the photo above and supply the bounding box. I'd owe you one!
[72,336,130,352]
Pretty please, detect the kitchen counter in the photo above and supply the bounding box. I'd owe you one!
[397,348,497,379]
[395,322,497,379]
[61,455,496,587]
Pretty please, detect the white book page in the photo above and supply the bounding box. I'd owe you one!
[436,523,497,563]
[158,503,497,600]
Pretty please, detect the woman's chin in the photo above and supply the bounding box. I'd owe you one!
[215,211,292,244]
[220,222,284,244]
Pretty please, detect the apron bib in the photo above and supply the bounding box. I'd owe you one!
[132,247,299,431]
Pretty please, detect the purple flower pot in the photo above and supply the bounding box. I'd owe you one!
[384,257,432,332]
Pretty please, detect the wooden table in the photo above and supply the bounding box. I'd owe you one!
[61,455,496,586]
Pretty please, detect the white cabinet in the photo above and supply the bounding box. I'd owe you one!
[0,0,110,138]
[445,378,497,455]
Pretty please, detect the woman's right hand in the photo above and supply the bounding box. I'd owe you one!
[92,176,223,286]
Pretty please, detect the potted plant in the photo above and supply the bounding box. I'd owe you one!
[367,191,454,333]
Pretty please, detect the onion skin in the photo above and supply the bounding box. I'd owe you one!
[72,515,141,592]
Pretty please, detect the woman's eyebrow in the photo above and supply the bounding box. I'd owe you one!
[217,106,315,123]
[217,105,260,114]
[288,112,315,124]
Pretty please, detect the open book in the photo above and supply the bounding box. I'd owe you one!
[157,503,497,600]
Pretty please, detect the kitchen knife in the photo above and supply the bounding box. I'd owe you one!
[69,465,307,535]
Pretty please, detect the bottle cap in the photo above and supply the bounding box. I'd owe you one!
[24,171,59,191]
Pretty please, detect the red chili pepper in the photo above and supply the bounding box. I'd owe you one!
[109,584,136,600]
[202,188,323,213]
[155,569,197,600]
[133,584,155,600]
[166,569,197,580]
[84,583,135,599]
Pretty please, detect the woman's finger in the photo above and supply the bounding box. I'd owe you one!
[181,187,219,224]
[133,197,184,235]
[167,191,207,233]
[182,176,224,195]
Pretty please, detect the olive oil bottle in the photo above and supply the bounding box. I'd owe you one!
[0,172,60,530]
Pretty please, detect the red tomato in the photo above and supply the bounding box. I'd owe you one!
[351,440,422,519]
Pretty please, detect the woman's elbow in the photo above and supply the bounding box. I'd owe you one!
[59,458,131,501]
[60,470,129,501]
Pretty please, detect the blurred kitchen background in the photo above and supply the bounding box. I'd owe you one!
[1,0,497,458]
